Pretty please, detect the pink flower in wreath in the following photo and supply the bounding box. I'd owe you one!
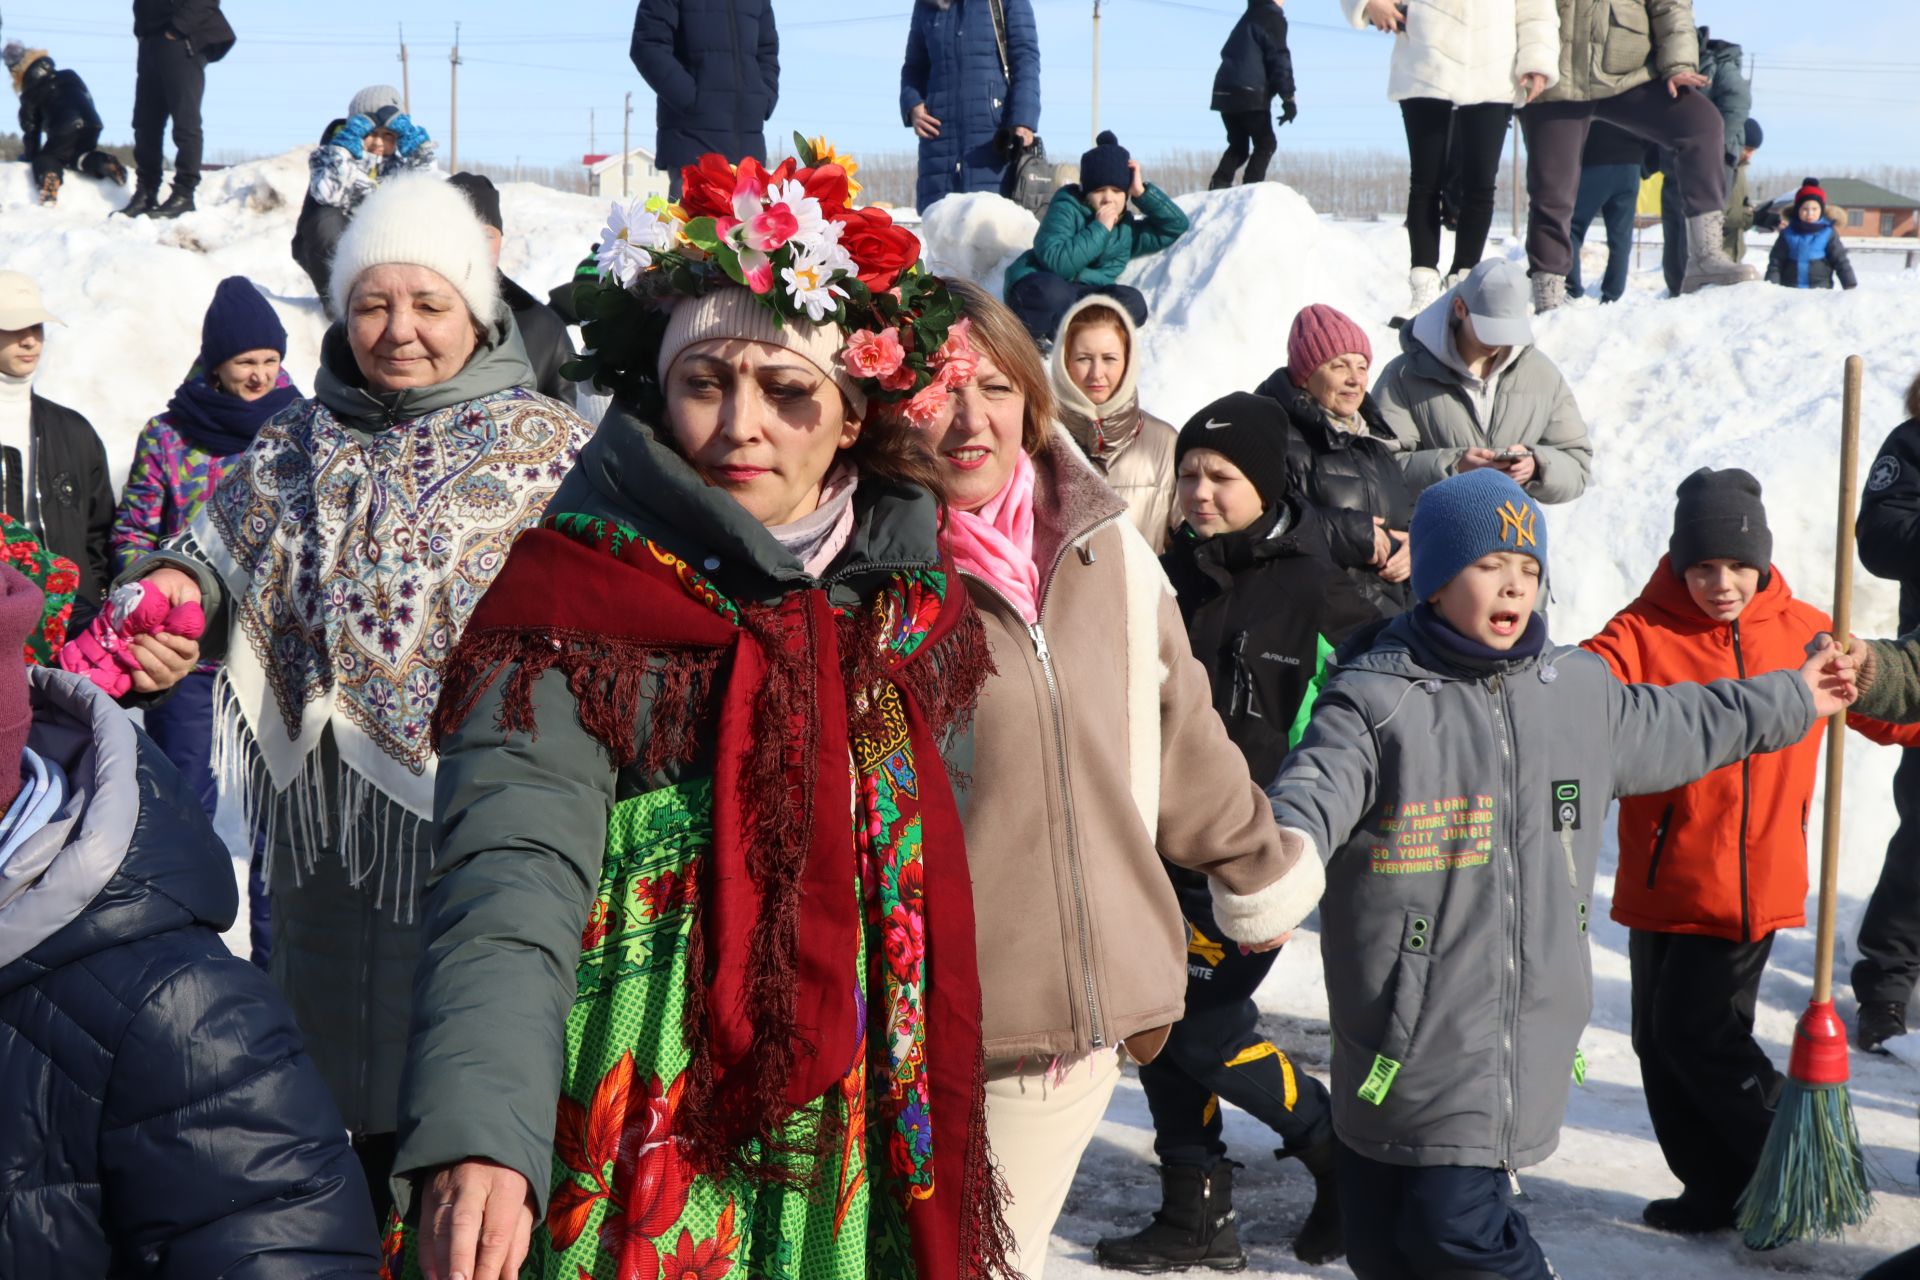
[897,378,951,429]
[844,328,907,380]
[933,318,978,388]
[878,361,918,393]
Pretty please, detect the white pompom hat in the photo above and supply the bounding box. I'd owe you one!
[326,173,502,326]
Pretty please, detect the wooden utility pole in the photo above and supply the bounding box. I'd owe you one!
[397,24,410,114]
[623,91,633,198]
[449,23,462,172]
[1091,0,1102,143]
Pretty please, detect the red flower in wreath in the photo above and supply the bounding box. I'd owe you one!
[830,206,920,291]
[678,154,742,219]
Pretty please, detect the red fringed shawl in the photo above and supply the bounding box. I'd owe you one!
[433,515,1014,1280]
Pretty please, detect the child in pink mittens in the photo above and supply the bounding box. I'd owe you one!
[57,580,204,698]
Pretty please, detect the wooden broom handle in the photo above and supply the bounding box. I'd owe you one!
[1816,354,1864,1004]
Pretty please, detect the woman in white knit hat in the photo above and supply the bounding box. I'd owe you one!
[126,171,596,1227]
[383,145,1015,1280]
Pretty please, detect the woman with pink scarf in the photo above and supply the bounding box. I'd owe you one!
[927,279,1325,1276]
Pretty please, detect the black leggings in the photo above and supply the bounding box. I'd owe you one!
[1211,108,1278,189]
[1400,98,1511,274]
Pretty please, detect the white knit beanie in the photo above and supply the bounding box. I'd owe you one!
[347,84,404,119]
[327,173,502,326]
[657,289,866,418]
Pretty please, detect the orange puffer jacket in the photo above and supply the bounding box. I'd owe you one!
[1583,558,1920,941]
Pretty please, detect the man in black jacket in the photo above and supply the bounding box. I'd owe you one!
[0,569,380,1278]
[630,0,779,200]
[125,0,236,218]
[0,272,115,609]
[6,45,127,205]
[447,173,579,404]
[1209,0,1295,190]
[1852,377,1920,1053]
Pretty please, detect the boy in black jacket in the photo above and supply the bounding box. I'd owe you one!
[1210,0,1296,189]
[5,44,127,204]
[1095,392,1378,1273]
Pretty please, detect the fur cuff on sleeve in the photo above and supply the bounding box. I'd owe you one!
[1209,828,1327,945]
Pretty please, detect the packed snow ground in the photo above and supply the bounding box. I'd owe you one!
[4,157,1918,1276]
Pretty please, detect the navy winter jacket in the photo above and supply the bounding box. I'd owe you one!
[0,668,379,1278]
[1765,219,1857,290]
[899,0,1041,211]
[1212,0,1294,114]
[629,0,780,176]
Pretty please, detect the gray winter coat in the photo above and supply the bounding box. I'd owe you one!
[1373,300,1593,503]
[1535,0,1699,104]
[1268,614,1815,1169]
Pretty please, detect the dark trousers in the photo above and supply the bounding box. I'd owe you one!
[1211,108,1278,189]
[143,668,272,967]
[1140,923,1332,1168]
[133,34,206,194]
[29,124,116,183]
[1854,747,1920,1008]
[292,204,352,311]
[1567,162,1640,302]
[1628,929,1782,1211]
[353,1131,397,1228]
[1337,1144,1554,1279]
[1520,79,1726,278]
[1864,1244,1920,1279]
[1400,98,1511,275]
[1005,271,1149,343]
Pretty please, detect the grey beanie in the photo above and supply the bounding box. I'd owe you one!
[347,84,404,120]
[1670,467,1772,574]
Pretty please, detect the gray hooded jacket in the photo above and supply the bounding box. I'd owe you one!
[1373,298,1593,504]
[1268,614,1814,1170]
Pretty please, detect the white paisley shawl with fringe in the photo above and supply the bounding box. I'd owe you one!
[183,388,591,910]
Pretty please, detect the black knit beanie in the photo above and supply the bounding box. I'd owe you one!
[1175,393,1293,511]
[1080,130,1131,194]
[1670,467,1772,574]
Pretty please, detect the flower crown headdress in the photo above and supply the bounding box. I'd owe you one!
[568,135,974,426]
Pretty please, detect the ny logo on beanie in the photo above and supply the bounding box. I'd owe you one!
[1497,500,1538,549]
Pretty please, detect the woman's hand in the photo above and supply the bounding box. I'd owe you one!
[421,1159,534,1280]
[127,566,205,693]
[1369,517,1394,568]
[1361,0,1405,32]
[909,103,942,140]
[1520,72,1549,104]
[1242,931,1294,955]
[1378,532,1411,584]
[1667,70,1709,97]
[1127,159,1146,199]
[1800,634,1859,718]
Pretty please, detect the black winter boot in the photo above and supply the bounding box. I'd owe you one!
[1288,1141,1345,1264]
[1093,1161,1247,1273]
[147,185,196,219]
[1857,1000,1908,1054]
[1642,1192,1735,1234]
[116,187,160,217]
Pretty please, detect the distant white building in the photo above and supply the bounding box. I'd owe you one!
[584,147,671,203]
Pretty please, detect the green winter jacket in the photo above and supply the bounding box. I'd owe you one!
[392,401,957,1216]
[1856,636,1920,726]
[1535,0,1699,104]
[1003,183,1191,291]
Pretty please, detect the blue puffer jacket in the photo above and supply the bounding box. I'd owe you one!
[629,0,780,175]
[1003,182,1191,291]
[0,668,379,1278]
[899,0,1041,211]
[1765,218,1857,290]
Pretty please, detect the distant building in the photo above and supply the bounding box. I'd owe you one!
[1759,178,1920,238]
[584,147,671,203]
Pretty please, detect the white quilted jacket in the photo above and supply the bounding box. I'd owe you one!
[1341,0,1561,106]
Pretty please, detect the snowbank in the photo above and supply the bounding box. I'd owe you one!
[923,185,1920,1275]
[5,162,1917,1275]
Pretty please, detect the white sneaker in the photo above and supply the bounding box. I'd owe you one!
[1408,267,1442,314]
[1443,267,1472,290]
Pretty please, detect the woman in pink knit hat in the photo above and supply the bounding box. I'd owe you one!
[1254,303,1413,614]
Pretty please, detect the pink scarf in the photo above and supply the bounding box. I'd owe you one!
[943,449,1042,624]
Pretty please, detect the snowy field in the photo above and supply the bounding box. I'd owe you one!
[4,156,1918,1275]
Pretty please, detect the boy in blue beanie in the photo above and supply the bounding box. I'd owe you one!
[1002,130,1190,343]
[1264,470,1857,1277]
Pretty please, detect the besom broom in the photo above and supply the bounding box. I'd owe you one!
[1735,354,1874,1250]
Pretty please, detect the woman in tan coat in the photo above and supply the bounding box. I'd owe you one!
[924,279,1324,1277]
[1050,295,1177,550]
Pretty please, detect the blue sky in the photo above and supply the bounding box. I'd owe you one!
[8,1,1917,182]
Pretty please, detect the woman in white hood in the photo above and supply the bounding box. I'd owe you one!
[1050,295,1178,550]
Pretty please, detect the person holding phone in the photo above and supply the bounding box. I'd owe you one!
[1372,260,1593,505]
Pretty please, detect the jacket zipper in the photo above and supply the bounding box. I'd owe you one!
[1643,803,1675,889]
[1489,674,1520,1168]
[1029,617,1105,1047]
[1228,631,1251,722]
[1731,621,1752,941]
[725,0,746,95]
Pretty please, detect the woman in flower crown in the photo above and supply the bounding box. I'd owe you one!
[390,140,1016,1280]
